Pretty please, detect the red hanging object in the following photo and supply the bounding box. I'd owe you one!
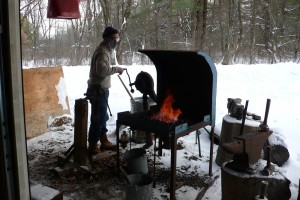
[47,0,80,19]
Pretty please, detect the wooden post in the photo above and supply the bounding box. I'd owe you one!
[73,98,88,165]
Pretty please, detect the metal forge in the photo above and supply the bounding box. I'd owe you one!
[116,50,217,199]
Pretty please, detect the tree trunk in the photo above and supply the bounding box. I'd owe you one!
[99,0,111,26]
[167,0,173,49]
[200,0,208,51]
[192,0,203,51]
[222,0,235,65]
[116,0,133,64]
[190,0,198,50]
[154,3,159,49]
[234,0,243,62]
[261,0,274,63]
[249,0,256,64]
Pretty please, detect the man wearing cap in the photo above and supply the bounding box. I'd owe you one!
[85,26,126,155]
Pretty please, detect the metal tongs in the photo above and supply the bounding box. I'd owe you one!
[117,69,134,100]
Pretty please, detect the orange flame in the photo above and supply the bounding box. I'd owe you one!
[151,92,182,123]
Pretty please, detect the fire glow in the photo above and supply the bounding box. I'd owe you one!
[151,92,182,123]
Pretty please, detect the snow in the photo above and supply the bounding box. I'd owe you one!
[27,62,300,200]
[223,114,260,127]
[30,184,60,200]
[55,77,69,110]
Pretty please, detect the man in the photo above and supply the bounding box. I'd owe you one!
[86,26,126,155]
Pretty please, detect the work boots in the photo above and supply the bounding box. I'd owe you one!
[88,143,100,155]
[89,133,113,154]
[100,133,113,150]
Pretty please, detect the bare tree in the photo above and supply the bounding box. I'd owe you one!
[249,0,257,64]
[21,0,45,65]
[191,0,202,50]
[233,0,244,62]
[20,0,300,66]
[221,0,236,65]
[99,0,112,26]
[166,0,173,49]
[116,0,134,64]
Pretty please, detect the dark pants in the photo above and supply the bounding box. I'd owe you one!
[86,87,109,144]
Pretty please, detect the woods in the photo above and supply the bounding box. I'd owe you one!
[20,0,300,66]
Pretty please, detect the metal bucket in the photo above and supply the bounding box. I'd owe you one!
[130,96,156,114]
[125,148,148,174]
[130,97,156,143]
[126,174,153,200]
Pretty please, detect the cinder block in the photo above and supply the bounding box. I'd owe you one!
[30,184,63,200]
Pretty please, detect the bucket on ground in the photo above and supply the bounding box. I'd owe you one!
[126,174,153,200]
[130,97,156,143]
[125,148,148,174]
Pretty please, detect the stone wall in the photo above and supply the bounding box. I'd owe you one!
[23,66,70,139]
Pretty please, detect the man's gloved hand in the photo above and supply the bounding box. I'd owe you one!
[116,67,127,75]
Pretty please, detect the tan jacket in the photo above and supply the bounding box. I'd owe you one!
[87,41,120,89]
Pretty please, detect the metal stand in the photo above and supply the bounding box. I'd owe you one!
[116,119,212,200]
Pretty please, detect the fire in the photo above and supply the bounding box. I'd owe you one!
[151,92,182,123]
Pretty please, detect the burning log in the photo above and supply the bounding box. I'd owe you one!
[151,91,182,123]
